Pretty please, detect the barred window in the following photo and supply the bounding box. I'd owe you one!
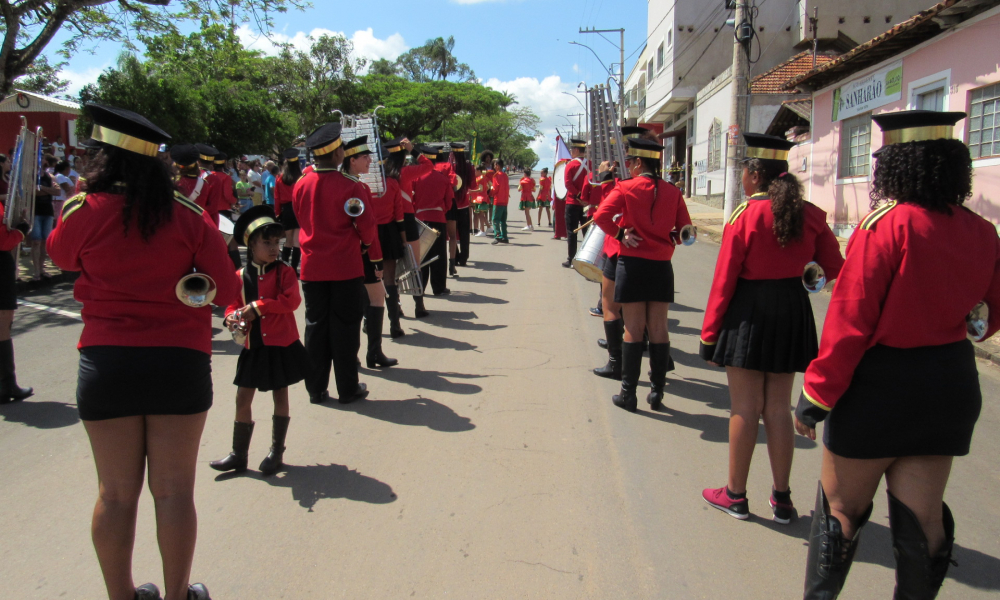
[708,118,723,171]
[839,112,871,178]
[969,82,999,159]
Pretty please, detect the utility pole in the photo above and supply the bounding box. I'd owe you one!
[568,113,585,138]
[723,1,752,222]
[579,27,625,125]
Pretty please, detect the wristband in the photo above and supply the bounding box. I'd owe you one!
[615,227,625,241]
[795,393,830,428]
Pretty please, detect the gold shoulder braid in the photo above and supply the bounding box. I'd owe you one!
[727,201,750,226]
[173,191,204,214]
[860,201,897,231]
[61,193,88,220]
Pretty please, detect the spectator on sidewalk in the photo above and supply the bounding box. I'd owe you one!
[248,162,263,206]
[30,166,60,282]
[263,162,278,206]
[235,170,253,213]
[50,136,65,160]
[53,160,74,216]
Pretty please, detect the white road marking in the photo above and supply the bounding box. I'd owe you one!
[17,299,82,320]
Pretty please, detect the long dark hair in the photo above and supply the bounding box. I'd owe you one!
[83,146,175,241]
[280,158,302,187]
[341,154,364,175]
[636,156,663,223]
[869,138,972,212]
[384,151,406,180]
[745,157,803,246]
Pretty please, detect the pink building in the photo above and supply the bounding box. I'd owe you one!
[781,0,1000,236]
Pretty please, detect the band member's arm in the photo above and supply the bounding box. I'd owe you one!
[392,184,405,224]
[983,235,1000,341]
[699,213,749,357]
[593,185,625,238]
[194,210,243,308]
[251,264,301,316]
[813,218,846,281]
[674,194,693,232]
[47,199,89,270]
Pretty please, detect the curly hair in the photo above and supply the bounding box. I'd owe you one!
[82,146,175,241]
[869,139,972,212]
[745,158,803,246]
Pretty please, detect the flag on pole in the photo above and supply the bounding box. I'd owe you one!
[554,135,572,165]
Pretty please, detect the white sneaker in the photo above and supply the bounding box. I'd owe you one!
[475,231,487,237]
[487,227,494,233]
[521,226,531,231]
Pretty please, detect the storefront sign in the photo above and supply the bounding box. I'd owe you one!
[832,60,903,122]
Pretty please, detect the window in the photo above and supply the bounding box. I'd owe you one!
[668,29,672,47]
[969,82,1000,159]
[917,88,945,111]
[839,112,872,178]
[708,118,723,171]
[647,60,654,84]
[656,43,664,71]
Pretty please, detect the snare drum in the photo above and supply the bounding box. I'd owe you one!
[415,218,439,263]
[572,225,607,283]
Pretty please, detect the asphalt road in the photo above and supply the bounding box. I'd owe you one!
[2,204,999,599]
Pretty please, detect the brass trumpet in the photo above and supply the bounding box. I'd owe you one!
[345,197,365,217]
[966,301,989,342]
[679,224,697,246]
[803,262,826,294]
[176,273,217,307]
[230,309,251,345]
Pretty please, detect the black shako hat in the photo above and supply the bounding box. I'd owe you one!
[625,137,664,160]
[418,144,439,158]
[195,143,218,162]
[282,148,300,162]
[343,135,373,158]
[568,138,587,149]
[449,142,467,152]
[382,137,406,154]
[621,126,650,139]
[78,138,102,150]
[170,144,199,168]
[872,110,966,154]
[233,204,281,247]
[306,123,343,157]
[214,151,228,165]
[742,132,795,162]
[85,103,170,158]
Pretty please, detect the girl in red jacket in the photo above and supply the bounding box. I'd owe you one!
[210,205,310,476]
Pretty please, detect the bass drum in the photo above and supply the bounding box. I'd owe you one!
[572,225,607,283]
[552,159,569,200]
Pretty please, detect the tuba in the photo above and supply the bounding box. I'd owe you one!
[802,262,826,293]
[4,117,42,234]
[176,273,217,307]
[345,197,365,217]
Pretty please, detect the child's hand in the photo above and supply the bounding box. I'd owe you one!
[224,313,240,331]
[239,305,257,323]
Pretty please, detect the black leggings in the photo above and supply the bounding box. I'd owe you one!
[565,203,586,260]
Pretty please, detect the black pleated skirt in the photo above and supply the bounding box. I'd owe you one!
[0,250,17,310]
[602,253,618,281]
[234,340,312,392]
[708,277,817,373]
[279,205,299,230]
[77,346,213,421]
[825,340,981,458]
[378,222,405,260]
[614,256,674,303]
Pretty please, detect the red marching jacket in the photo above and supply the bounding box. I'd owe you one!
[593,174,692,261]
[274,177,294,218]
[399,154,435,216]
[802,202,1000,413]
[491,170,510,207]
[412,168,454,222]
[370,177,405,226]
[226,260,301,349]
[537,176,552,201]
[563,158,590,206]
[0,204,25,251]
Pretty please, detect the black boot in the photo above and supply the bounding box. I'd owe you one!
[259,415,290,476]
[612,342,643,412]
[449,258,459,277]
[646,342,675,409]
[593,319,623,380]
[365,306,398,368]
[414,295,429,318]
[0,339,32,404]
[291,247,301,272]
[384,284,405,338]
[280,246,291,263]
[597,338,608,349]
[803,481,873,599]
[209,421,254,472]
[888,491,956,600]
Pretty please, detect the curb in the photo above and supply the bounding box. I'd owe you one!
[973,344,1000,368]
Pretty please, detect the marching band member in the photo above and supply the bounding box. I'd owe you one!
[275,148,302,273]
[399,140,434,274]
[380,137,415,337]
[293,123,380,405]
[593,138,692,414]
[0,176,32,406]
[536,167,552,228]
[341,135,396,368]
[490,158,510,244]
[48,103,239,600]
[480,151,496,235]
[210,205,309,477]
[562,138,590,267]
[471,166,489,236]
[451,143,475,267]
[794,111,1000,599]
[592,163,623,381]
[517,168,536,232]
[411,144,453,316]
[698,133,844,524]
[172,145,206,203]
[433,145,460,278]
[211,152,241,268]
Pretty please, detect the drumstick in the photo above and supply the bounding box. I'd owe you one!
[573,219,594,234]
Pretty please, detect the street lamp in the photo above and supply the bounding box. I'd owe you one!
[562,91,586,112]
[569,41,615,79]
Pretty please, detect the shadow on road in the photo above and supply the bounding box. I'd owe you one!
[0,400,79,429]
[506,243,542,247]
[669,302,704,313]
[438,291,509,305]
[456,276,508,285]
[668,318,702,337]
[671,346,717,371]
[255,464,397,511]
[392,328,479,351]
[468,260,524,273]
[639,404,817,449]
[361,365,485,395]
[404,310,506,332]
[327,395,475,432]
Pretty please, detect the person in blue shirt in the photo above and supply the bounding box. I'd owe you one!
[262,162,278,206]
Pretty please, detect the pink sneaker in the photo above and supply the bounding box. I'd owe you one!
[703,486,749,520]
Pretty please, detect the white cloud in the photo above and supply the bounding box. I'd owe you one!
[484,75,584,168]
[572,64,580,74]
[237,26,408,66]
[58,64,109,96]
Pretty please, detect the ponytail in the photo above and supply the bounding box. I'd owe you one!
[745,158,803,246]
[639,156,662,223]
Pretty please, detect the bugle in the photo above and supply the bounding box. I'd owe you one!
[176,273,217,307]
[678,224,697,246]
[967,301,989,342]
[345,198,365,217]
[802,262,826,294]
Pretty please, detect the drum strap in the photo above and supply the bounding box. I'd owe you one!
[187,177,205,204]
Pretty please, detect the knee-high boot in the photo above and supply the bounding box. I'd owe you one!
[612,341,643,412]
[365,306,398,368]
[259,415,290,476]
[384,284,405,338]
[414,295,429,318]
[281,246,291,263]
[888,491,956,600]
[646,342,674,409]
[209,421,254,473]
[0,339,33,404]
[803,481,873,599]
[593,319,623,380]
[291,247,301,272]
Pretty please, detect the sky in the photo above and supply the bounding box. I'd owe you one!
[44,0,649,168]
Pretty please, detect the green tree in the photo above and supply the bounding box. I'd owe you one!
[393,36,474,83]
[0,0,307,96]
[12,55,68,96]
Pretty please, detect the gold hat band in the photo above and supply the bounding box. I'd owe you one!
[385,145,402,154]
[882,125,954,146]
[745,147,789,161]
[174,161,197,169]
[286,157,299,163]
[91,125,159,157]
[214,159,226,164]
[244,216,278,245]
[628,148,663,160]
[312,137,343,157]
[344,144,370,158]
[452,147,466,152]
[422,152,438,159]
[199,154,214,162]
[569,143,587,148]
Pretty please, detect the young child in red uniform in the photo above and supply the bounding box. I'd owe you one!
[491,159,510,244]
[470,166,489,236]
[536,167,552,228]
[210,205,310,476]
[517,169,536,232]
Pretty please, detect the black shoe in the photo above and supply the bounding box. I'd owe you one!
[209,421,254,472]
[135,583,162,600]
[888,491,956,599]
[433,288,451,296]
[339,383,369,404]
[588,307,602,317]
[491,240,500,245]
[384,284,405,338]
[309,391,330,404]
[414,297,429,318]
[187,583,211,600]
[646,343,674,410]
[803,481,872,599]
[0,339,32,404]
[561,260,572,268]
[449,259,459,277]
[597,338,608,349]
[593,319,623,381]
[500,239,509,244]
[612,342,643,412]
[258,415,290,476]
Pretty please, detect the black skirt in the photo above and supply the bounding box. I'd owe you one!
[378,222,405,260]
[279,204,299,230]
[0,250,17,310]
[602,253,618,281]
[614,256,674,303]
[708,277,817,373]
[234,340,312,392]
[825,340,981,458]
[403,213,420,242]
[77,346,213,421]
